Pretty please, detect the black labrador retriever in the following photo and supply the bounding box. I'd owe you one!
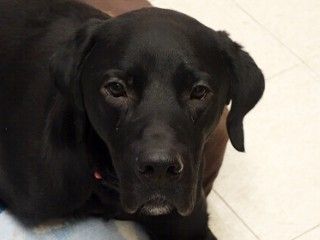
[0,0,264,239]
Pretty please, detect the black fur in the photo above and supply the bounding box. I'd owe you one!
[0,0,264,239]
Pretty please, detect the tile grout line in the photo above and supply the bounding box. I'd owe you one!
[266,58,320,82]
[213,189,261,240]
[266,63,301,81]
[231,0,320,80]
[291,224,320,240]
[310,55,320,79]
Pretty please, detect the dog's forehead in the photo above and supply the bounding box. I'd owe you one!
[101,8,204,62]
[120,41,195,78]
[90,9,217,85]
[114,21,199,80]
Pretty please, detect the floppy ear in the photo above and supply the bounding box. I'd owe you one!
[217,31,265,152]
[49,19,104,111]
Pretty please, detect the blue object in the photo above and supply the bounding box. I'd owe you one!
[0,200,5,213]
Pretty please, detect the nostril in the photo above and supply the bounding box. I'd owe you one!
[138,164,154,177]
[166,161,183,177]
[136,152,184,181]
[167,165,179,176]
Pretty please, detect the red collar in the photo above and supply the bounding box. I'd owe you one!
[94,170,103,180]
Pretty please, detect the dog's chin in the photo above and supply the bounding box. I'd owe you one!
[120,180,198,216]
[140,202,174,216]
[138,195,174,216]
[121,193,196,217]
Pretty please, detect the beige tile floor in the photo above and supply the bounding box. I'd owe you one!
[149,1,320,239]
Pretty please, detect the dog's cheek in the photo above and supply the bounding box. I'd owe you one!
[176,179,198,216]
[86,98,121,140]
[117,172,141,213]
[187,101,208,123]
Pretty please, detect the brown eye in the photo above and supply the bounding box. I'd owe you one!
[106,81,126,97]
[190,85,209,100]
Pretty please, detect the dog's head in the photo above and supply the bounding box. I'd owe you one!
[50,8,264,216]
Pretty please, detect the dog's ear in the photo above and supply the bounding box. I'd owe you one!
[50,19,104,111]
[216,31,265,152]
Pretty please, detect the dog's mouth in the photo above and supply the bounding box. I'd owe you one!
[94,171,174,215]
[138,194,174,216]
[93,167,196,217]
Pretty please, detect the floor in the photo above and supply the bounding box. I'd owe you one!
[149,1,320,239]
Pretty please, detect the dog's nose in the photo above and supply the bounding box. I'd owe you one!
[136,152,183,182]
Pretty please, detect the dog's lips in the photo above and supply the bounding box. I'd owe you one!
[139,194,174,216]
[94,175,194,217]
[120,190,176,216]
[140,202,173,216]
[119,178,198,216]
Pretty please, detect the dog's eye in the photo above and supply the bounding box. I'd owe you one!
[106,81,127,97]
[190,85,209,100]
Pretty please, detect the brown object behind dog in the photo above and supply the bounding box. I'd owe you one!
[79,0,152,16]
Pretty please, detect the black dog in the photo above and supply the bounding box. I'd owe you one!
[0,0,264,239]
